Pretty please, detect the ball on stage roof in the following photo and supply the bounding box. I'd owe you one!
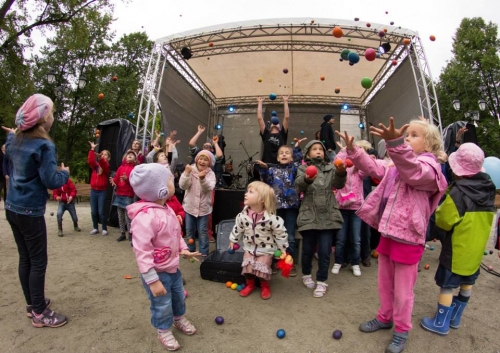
[333,329,343,340]
[320,76,325,81]
[276,329,286,339]
[430,35,436,41]
[383,28,388,33]
[283,68,288,74]
[208,42,214,47]
[98,93,104,100]
[341,49,350,60]
[332,27,343,38]
[385,11,388,14]
[233,243,240,250]
[366,23,371,28]
[354,17,359,21]
[365,48,376,61]
[271,116,280,125]
[306,165,318,178]
[258,78,262,82]
[403,38,411,45]
[271,110,277,116]
[361,77,373,89]
[482,157,500,189]
[376,52,381,58]
[269,93,277,100]
[215,316,224,325]
[335,87,341,94]
[378,30,386,38]
[348,52,360,64]
[392,59,398,66]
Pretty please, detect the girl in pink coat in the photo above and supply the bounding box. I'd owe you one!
[337,117,448,353]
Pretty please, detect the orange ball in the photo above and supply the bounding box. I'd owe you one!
[332,27,343,38]
[424,264,430,270]
[208,42,214,47]
[112,76,118,82]
[371,250,379,258]
[225,281,232,288]
[383,28,388,33]
[403,38,411,45]
[333,159,344,168]
[429,35,436,41]
[320,76,325,81]
[188,238,194,245]
[98,93,104,100]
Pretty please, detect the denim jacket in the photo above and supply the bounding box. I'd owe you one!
[4,132,69,216]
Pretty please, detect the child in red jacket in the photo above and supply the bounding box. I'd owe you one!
[88,141,111,235]
[53,178,80,237]
[110,150,137,242]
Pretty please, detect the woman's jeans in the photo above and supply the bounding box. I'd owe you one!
[141,270,185,330]
[6,210,48,314]
[90,189,107,231]
[277,208,298,259]
[300,229,336,282]
[335,209,362,265]
[185,213,209,256]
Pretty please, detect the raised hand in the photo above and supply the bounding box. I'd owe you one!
[89,141,97,150]
[60,162,70,174]
[1,126,16,134]
[197,125,206,133]
[198,168,208,180]
[185,164,192,174]
[257,97,265,103]
[282,95,289,102]
[370,117,409,141]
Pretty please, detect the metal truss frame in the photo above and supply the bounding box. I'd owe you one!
[216,95,361,107]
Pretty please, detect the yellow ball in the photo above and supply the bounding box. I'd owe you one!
[231,283,238,290]
[258,78,262,82]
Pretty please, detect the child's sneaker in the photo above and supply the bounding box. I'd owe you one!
[173,316,196,335]
[158,329,180,351]
[31,307,67,328]
[102,230,108,236]
[90,229,99,235]
[26,298,51,318]
[331,263,342,274]
[289,265,297,277]
[313,281,328,298]
[352,265,362,277]
[302,275,315,289]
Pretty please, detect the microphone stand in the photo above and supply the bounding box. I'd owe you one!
[238,141,259,187]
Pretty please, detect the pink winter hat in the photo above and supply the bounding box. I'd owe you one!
[15,94,53,131]
[195,150,215,168]
[448,143,485,177]
[129,163,171,201]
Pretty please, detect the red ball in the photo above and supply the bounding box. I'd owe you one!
[429,35,436,41]
[233,243,240,250]
[345,159,353,168]
[305,166,317,178]
[365,48,376,61]
[391,60,398,66]
[112,76,117,82]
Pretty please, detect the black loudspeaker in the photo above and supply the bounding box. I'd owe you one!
[96,119,136,227]
[212,189,245,234]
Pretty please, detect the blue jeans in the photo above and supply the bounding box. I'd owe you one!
[56,202,78,224]
[360,221,372,260]
[277,208,298,259]
[90,189,107,231]
[6,210,48,314]
[335,209,362,265]
[141,270,185,330]
[185,213,209,256]
[300,229,336,282]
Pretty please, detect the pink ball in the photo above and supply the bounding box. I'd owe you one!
[233,243,240,250]
[184,290,188,298]
[365,48,376,61]
[306,166,318,178]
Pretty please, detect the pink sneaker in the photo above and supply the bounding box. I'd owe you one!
[158,330,180,351]
[173,316,196,335]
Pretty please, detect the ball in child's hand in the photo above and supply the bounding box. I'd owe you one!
[274,250,282,257]
[276,329,286,339]
[345,159,353,168]
[333,159,344,168]
[227,248,235,254]
[215,316,224,325]
[306,165,318,178]
[332,329,343,340]
[233,243,240,250]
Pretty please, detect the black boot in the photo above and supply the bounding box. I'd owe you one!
[58,222,63,237]
[74,222,81,232]
[116,233,127,242]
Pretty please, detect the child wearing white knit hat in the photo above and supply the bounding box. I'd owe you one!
[127,163,201,351]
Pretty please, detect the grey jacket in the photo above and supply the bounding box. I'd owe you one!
[295,140,346,232]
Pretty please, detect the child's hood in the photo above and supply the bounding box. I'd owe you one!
[127,201,164,220]
[454,172,496,207]
[303,139,330,163]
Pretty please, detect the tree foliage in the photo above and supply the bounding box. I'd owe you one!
[436,17,500,157]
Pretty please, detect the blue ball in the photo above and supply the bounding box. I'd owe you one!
[271,116,280,125]
[332,329,342,339]
[236,284,243,291]
[348,52,360,64]
[215,316,224,325]
[300,130,304,134]
[271,110,277,116]
[128,112,134,119]
[276,329,286,339]
[90,108,95,113]
[227,248,235,254]
[269,93,277,100]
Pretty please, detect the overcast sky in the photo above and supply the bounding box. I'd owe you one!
[110,0,500,80]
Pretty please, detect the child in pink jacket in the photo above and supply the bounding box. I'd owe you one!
[128,163,201,351]
[337,117,448,353]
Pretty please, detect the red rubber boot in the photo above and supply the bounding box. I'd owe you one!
[260,280,271,300]
[239,278,255,297]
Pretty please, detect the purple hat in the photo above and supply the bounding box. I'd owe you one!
[15,94,53,131]
[129,163,171,201]
[448,143,485,177]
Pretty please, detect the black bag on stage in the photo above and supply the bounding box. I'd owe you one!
[200,219,245,284]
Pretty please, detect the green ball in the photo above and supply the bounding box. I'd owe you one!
[483,251,488,255]
[361,77,373,89]
[274,250,282,257]
[341,49,350,60]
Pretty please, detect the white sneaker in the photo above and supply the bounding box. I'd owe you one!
[331,263,342,274]
[352,265,362,277]
[90,229,99,235]
[102,230,108,236]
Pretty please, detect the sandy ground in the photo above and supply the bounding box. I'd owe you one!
[1,200,500,353]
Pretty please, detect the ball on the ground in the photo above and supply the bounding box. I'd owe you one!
[424,264,430,270]
[332,329,342,339]
[231,283,238,290]
[269,93,277,100]
[276,329,286,339]
[487,265,493,271]
[225,281,232,288]
[236,284,243,291]
[489,250,494,254]
[184,290,188,298]
[484,251,488,255]
[429,246,435,250]
[215,316,224,325]
[189,258,195,263]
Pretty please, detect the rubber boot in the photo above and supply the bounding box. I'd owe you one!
[58,222,63,237]
[239,278,255,297]
[449,296,468,329]
[420,303,452,336]
[74,222,81,232]
[260,280,271,300]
